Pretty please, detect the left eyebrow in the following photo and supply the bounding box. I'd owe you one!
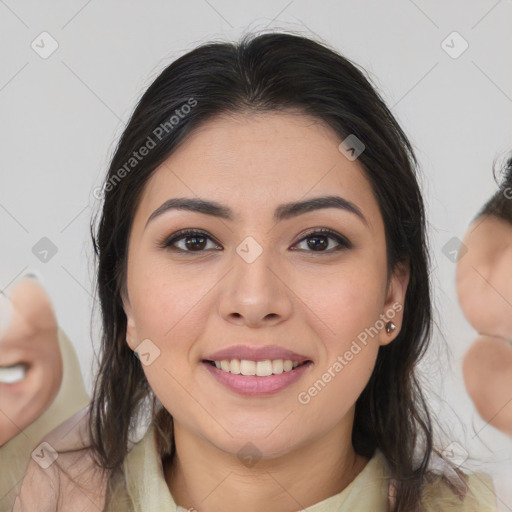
[145,195,368,228]
[274,195,368,226]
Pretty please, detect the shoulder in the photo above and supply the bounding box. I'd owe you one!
[13,407,111,512]
[421,470,498,512]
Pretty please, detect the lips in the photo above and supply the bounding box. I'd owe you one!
[203,344,311,363]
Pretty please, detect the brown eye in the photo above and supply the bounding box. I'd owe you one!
[159,229,222,253]
[292,228,352,253]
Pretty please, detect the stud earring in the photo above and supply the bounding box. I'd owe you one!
[385,321,397,334]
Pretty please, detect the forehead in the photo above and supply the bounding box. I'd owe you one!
[135,111,380,230]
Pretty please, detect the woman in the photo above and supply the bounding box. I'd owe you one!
[13,31,497,511]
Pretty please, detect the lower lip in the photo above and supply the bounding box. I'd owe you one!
[202,361,313,396]
[0,375,27,394]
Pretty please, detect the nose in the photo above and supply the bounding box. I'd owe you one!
[217,243,293,328]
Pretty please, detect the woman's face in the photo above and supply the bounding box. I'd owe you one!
[123,111,408,457]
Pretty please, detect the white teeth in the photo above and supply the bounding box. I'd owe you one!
[211,359,306,377]
[240,360,256,376]
[230,359,241,374]
[273,359,284,374]
[0,364,27,384]
[256,360,272,376]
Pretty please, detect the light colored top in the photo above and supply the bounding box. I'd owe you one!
[12,414,499,512]
[112,421,499,512]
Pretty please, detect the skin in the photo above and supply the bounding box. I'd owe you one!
[122,111,409,512]
[456,214,512,340]
[457,214,512,435]
[463,335,512,436]
[0,277,63,445]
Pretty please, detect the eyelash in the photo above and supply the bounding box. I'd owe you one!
[157,228,352,255]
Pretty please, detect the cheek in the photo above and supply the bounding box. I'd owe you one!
[127,262,211,409]
[130,259,209,341]
[296,334,379,435]
[293,259,384,409]
[140,355,201,426]
[37,349,63,399]
[297,309,381,423]
[294,258,385,339]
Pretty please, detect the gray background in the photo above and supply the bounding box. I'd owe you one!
[1,0,511,509]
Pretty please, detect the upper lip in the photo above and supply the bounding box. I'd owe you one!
[0,361,28,368]
[203,345,311,363]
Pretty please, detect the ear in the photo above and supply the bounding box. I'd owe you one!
[121,287,137,351]
[378,258,409,347]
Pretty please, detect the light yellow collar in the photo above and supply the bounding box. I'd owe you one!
[123,422,391,512]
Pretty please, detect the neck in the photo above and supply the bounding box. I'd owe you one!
[163,419,370,512]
